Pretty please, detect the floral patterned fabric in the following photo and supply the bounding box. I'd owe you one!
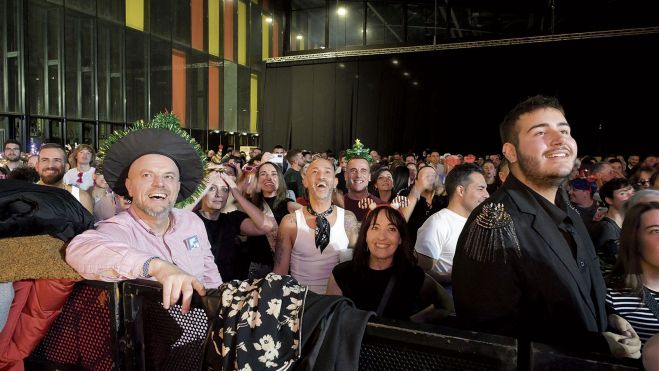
[208,273,307,371]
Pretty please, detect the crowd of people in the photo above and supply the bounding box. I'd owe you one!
[1,96,659,369]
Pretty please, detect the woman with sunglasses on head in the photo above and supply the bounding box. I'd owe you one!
[326,205,452,321]
[245,161,302,279]
[605,202,659,345]
[193,169,274,281]
[63,144,96,191]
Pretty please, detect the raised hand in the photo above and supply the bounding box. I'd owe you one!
[358,197,376,210]
[391,195,409,209]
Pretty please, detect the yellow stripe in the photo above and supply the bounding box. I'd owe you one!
[238,1,247,65]
[125,0,144,31]
[262,15,269,60]
[208,0,220,56]
[250,73,258,132]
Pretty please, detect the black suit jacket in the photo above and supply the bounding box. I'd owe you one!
[453,174,609,352]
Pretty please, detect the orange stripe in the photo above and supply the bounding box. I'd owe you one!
[224,0,234,61]
[191,0,204,50]
[172,49,187,127]
[272,20,279,58]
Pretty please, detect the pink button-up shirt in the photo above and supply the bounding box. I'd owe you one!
[66,207,222,288]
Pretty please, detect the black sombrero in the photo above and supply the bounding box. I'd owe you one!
[98,112,206,207]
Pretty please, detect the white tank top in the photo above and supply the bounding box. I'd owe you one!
[290,207,349,294]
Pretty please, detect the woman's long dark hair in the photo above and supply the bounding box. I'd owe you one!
[250,162,288,211]
[392,165,411,196]
[352,205,417,274]
[608,201,659,296]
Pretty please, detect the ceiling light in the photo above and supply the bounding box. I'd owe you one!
[265,17,273,23]
[296,35,303,40]
[337,7,347,16]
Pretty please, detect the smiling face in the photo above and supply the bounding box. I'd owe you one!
[461,172,490,213]
[303,158,336,202]
[37,147,67,185]
[366,211,401,266]
[125,154,180,219]
[346,158,370,193]
[504,108,577,189]
[257,162,280,197]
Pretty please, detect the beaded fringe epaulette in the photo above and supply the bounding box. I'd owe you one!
[463,203,521,263]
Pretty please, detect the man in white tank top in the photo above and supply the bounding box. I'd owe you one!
[274,158,359,294]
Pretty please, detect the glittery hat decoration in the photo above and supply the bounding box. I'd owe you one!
[344,139,372,163]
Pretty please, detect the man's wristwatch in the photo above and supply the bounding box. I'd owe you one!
[142,256,159,278]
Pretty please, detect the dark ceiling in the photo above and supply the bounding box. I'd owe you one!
[280,0,659,43]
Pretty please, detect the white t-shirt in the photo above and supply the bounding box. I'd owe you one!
[63,167,95,191]
[414,208,467,273]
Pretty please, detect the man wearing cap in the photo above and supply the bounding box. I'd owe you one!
[568,178,602,233]
[66,113,221,313]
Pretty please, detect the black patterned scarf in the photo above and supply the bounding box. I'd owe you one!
[306,204,333,253]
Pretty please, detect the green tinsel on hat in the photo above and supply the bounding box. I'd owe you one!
[97,112,206,208]
[344,139,372,163]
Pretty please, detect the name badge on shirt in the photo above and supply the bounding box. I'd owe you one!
[184,235,201,251]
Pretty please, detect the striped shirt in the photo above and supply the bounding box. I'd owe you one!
[606,287,659,343]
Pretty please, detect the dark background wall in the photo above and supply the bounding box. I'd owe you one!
[262,32,659,157]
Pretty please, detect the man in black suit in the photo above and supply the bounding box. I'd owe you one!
[453,95,641,359]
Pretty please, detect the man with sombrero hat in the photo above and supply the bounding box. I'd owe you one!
[66,113,221,314]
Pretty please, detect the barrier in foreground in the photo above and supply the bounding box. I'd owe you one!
[26,280,641,371]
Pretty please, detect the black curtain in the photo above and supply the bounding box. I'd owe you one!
[262,32,659,157]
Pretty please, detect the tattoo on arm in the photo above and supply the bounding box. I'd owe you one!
[343,211,360,248]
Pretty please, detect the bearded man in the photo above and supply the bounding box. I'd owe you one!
[453,95,641,359]
[66,113,221,314]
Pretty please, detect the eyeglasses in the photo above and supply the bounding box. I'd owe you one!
[637,179,650,186]
[77,172,84,184]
